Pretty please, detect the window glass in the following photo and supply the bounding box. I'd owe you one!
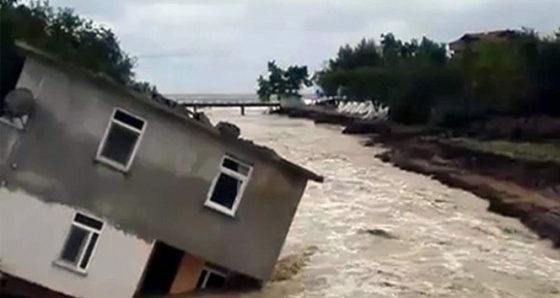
[79,233,99,269]
[209,173,241,209]
[74,213,103,230]
[114,110,145,130]
[222,158,250,176]
[58,213,103,272]
[195,270,208,289]
[60,226,88,264]
[196,268,226,290]
[96,109,146,171]
[100,123,140,165]
[205,155,252,215]
[205,273,226,289]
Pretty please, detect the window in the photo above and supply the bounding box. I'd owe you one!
[96,109,146,172]
[56,213,103,273]
[195,266,227,290]
[204,155,252,216]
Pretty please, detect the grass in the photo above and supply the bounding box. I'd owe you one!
[446,138,560,163]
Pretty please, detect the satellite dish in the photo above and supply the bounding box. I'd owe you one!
[3,88,34,118]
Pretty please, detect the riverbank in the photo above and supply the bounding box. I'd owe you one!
[273,107,560,247]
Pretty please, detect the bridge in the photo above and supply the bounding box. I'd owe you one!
[179,100,280,115]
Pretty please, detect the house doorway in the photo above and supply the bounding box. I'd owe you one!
[138,241,183,295]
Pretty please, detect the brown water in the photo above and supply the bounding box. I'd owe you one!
[205,108,560,298]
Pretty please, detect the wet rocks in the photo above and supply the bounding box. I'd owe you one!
[216,121,241,138]
[358,228,398,239]
[271,245,319,282]
[342,119,390,135]
[193,111,212,126]
[525,211,560,247]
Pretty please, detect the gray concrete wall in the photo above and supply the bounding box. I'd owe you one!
[0,56,308,281]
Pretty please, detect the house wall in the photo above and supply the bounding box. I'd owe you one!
[0,188,154,298]
[0,56,309,281]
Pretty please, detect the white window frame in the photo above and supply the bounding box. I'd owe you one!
[54,212,104,275]
[204,155,252,217]
[95,108,147,172]
[197,266,227,290]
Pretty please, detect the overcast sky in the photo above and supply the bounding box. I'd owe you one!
[49,0,558,94]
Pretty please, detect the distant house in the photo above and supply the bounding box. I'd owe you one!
[0,42,323,298]
[449,29,519,56]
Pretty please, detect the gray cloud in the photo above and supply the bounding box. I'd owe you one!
[48,0,559,93]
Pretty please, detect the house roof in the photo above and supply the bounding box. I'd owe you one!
[14,41,324,182]
[450,29,519,45]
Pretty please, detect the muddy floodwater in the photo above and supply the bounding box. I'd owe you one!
[204,108,560,298]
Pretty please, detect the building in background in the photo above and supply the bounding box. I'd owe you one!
[449,29,519,56]
[0,42,323,298]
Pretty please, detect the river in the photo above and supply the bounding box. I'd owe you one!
[204,107,560,298]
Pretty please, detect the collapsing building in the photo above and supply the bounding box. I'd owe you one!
[0,42,323,298]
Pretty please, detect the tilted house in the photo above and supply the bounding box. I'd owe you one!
[0,42,323,298]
